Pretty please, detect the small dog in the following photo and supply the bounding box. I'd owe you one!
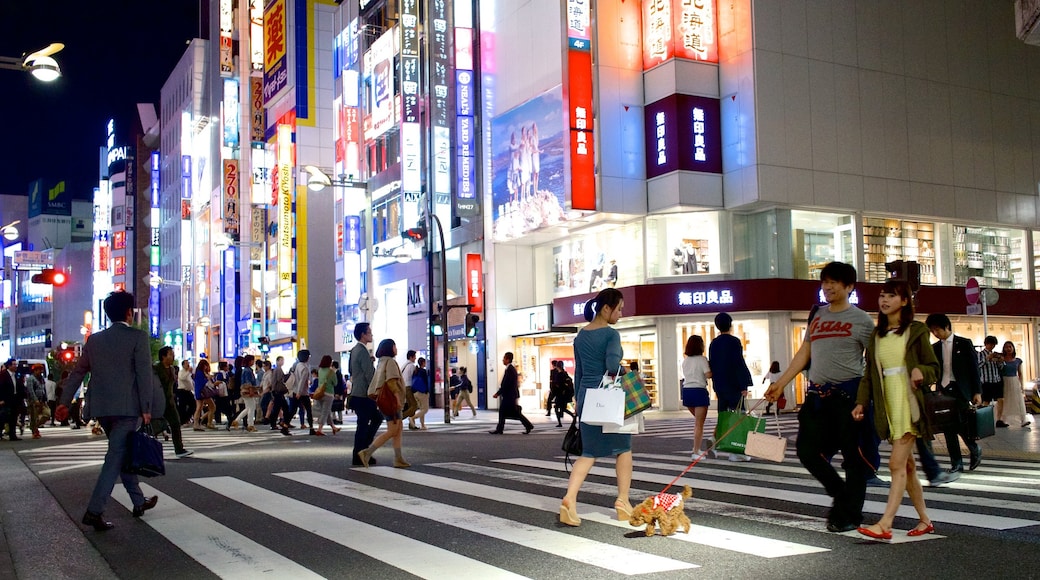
[628,486,692,537]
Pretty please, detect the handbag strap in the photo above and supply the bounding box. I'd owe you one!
[658,396,767,495]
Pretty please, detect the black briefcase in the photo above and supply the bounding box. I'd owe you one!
[923,389,959,433]
[965,404,995,440]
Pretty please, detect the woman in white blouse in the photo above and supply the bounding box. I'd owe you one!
[681,335,712,458]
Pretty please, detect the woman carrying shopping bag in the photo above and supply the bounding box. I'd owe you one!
[559,288,632,526]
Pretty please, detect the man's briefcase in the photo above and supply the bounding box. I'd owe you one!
[965,404,995,440]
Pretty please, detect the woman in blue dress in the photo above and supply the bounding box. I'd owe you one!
[560,288,632,526]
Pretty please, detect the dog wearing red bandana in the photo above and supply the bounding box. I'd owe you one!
[628,486,692,537]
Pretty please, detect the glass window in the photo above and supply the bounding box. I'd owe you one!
[646,212,722,278]
[793,210,854,281]
[544,221,643,298]
[863,218,936,285]
[951,225,1024,289]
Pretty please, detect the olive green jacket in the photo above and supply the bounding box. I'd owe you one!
[856,321,940,441]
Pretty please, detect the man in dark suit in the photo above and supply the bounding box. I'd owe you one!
[0,358,20,440]
[489,352,533,434]
[926,313,983,473]
[61,291,159,530]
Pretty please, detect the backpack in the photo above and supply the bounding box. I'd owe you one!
[284,363,298,392]
[334,371,347,396]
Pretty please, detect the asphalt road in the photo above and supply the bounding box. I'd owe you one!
[3,411,1039,579]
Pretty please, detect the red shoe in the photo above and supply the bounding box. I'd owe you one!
[907,523,935,537]
[857,526,892,540]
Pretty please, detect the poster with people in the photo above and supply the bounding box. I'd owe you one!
[491,85,572,241]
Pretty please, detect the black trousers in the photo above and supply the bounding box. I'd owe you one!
[942,383,979,468]
[796,393,868,526]
[350,396,383,459]
[495,402,533,432]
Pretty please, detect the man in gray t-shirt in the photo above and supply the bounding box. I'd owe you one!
[765,262,874,533]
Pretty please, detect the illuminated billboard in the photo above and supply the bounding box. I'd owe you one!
[644,93,722,177]
[643,0,718,69]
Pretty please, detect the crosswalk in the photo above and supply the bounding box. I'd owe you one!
[22,415,1040,578]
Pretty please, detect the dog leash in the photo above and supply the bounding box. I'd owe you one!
[657,396,769,496]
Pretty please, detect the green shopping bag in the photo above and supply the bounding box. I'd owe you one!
[620,371,652,418]
[714,400,766,453]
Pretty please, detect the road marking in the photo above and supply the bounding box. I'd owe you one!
[111,483,324,579]
[191,476,529,580]
[361,464,829,557]
[276,470,697,575]
[495,458,1040,530]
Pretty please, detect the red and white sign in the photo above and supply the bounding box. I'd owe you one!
[223,160,240,237]
[965,277,980,305]
[642,0,718,70]
[466,253,483,312]
[567,5,596,211]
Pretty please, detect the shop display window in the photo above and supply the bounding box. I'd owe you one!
[862,217,936,285]
[546,221,643,297]
[646,212,722,278]
[793,210,854,281]
[950,225,1024,289]
[675,317,772,399]
[1032,232,1040,289]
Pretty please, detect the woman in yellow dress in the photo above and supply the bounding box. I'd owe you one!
[852,280,940,539]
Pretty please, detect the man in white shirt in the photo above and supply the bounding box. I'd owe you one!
[401,350,419,430]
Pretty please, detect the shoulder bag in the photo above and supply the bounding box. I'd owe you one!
[375,381,399,416]
[744,407,787,462]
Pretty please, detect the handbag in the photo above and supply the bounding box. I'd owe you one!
[562,414,582,456]
[580,386,625,427]
[374,384,398,416]
[310,387,326,400]
[602,413,645,434]
[714,398,766,453]
[124,425,166,477]
[744,409,787,462]
[965,403,995,440]
[922,388,959,433]
[200,381,218,399]
[619,371,652,418]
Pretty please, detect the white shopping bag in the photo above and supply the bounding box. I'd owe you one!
[581,387,625,427]
[602,413,644,434]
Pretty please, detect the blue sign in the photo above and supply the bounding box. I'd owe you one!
[28,178,72,217]
[456,70,474,116]
[345,215,361,253]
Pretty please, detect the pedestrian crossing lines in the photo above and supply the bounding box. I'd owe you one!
[17,430,283,474]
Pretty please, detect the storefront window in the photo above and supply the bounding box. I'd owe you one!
[793,210,854,281]
[862,218,936,285]
[646,212,722,278]
[545,221,643,298]
[675,316,772,399]
[950,225,1025,289]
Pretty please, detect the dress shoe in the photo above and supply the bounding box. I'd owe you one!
[175,449,194,458]
[857,525,892,540]
[826,521,858,533]
[524,427,533,434]
[7,436,21,441]
[82,511,114,531]
[488,430,503,434]
[132,496,158,518]
[393,458,411,468]
[996,420,1010,428]
[969,449,982,471]
[928,471,958,487]
[907,522,935,537]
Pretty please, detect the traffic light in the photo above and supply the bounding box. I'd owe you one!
[31,268,67,286]
[465,313,479,338]
[431,314,443,336]
[403,225,427,242]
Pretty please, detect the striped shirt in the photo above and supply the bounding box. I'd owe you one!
[977,349,1003,383]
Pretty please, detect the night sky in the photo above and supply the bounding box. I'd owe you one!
[0,1,198,200]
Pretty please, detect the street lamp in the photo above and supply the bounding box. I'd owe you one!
[0,43,64,82]
[1,220,20,242]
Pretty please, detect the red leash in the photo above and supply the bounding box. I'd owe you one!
[658,397,768,496]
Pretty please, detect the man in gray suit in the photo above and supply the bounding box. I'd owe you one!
[62,291,158,530]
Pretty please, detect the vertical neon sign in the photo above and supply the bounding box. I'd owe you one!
[567,0,596,211]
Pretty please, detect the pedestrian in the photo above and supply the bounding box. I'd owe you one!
[546,361,558,417]
[453,367,477,417]
[233,354,260,432]
[411,357,431,430]
[288,350,314,433]
[448,367,461,414]
[45,368,58,427]
[266,356,291,436]
[349,323,382,465]
[331,361,346,424]
[852,279,940,539]
[762,361,783,414]
[258,360,274,424]
[312,355,339,436]
[708,312,754,462]
[489,352,533,434]
[681,335,712,458]
[25,364,47,439]
[358,339,410,468]
[550,360,575,427]
[559,287,631,526]
[192,359,216,430]
[402,350,420,430]
[155,346,193,457]
[0,359,19,440]
[977,336,1004,414]
[176,360,195,424]
[924,314,983,474]
[764,261,875,533]
[59,290,159,530]
[998,341,1030,428]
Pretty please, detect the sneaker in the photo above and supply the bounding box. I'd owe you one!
[728,453,751,462]
[175,449,195,458]
[865,476,889,488]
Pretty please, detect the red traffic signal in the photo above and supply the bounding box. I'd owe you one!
[403,226,426,242]
[61,349,75,362]
[31,269,67,286]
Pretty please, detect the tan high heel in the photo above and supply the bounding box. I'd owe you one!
[614,499,633,521]
[559,501,580,526]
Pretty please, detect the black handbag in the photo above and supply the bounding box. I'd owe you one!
[562,414,582,470]
[125,425,166,477]
[923,389,959,433]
